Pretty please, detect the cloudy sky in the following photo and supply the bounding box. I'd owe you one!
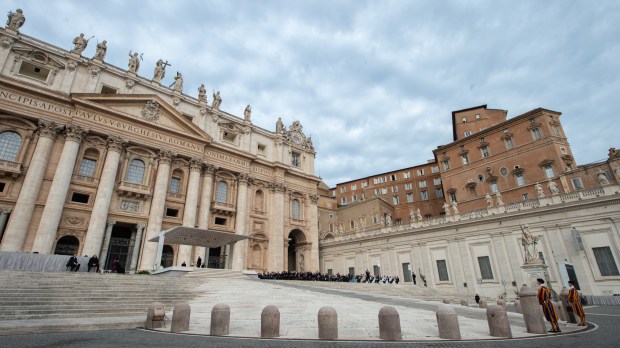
[6,1,619,187]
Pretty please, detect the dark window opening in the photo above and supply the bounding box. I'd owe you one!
[71,192,89,204]
[0,182,5,192]
[166,208,179,217]
[215,217,227,225]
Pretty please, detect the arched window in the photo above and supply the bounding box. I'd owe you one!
[0,131,22,161]
[254,190,264,212]
[291,199,301,220]
[215,181,228,203]
[126,159,145,184]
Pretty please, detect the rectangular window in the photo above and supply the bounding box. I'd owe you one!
[504,137,514,150]
[390,174,397,181]
[166,208,179,217]
[100,85,118,94]
[433,178,441,186]
[392,186,398,193]
[515,173,525,187]
[374,189,380,196]
[393,196,399,205]
[421,190,429,200]
[593,247,620,276]
[169,177,181,193]
[553,126,561,136]
[431,165,439,173]
[340,197,347,205]
[522,193,529,200]
[481,147,490,158]
[403,172,411,179]
[461,154,469,165]
[462,117,467,123]
[18,61,51,82]
[475,114,480,120]
[543,164,554,178]
[361,182,368,188]
[214,217,227,225]
[490,181,499,193]
[351,184,357,190]
[416,169,425,176]
[436,188,444,198]
[572,178,583,189]
[291,152,301,167]
[442,160,450,171]
[449,191,457,203]
[78,158,96,177]
[70,192,90,204]
[340,187,346,193]
[419,181,427,188]
[478,256,494,280]
[223,131,237,143]
[464,131,472,137]
[531,128,542,141]
[404,183,413,190]
[352,195,357,202]
[373,178,379,184]
[436,260,449,281]
[406,193,414,203]
[381,188,388,194]
[257,144,267,156]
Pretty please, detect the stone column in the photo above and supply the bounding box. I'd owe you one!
[139,150,174,270]
[1,120,61,252]
[82,136,126,257]
[308,194,320,272]
[32,125,87,253]
[129,224,145,271]
[177,159,202,266]
[0,208,12,242]
[99,220,116,269]
[232,173,252,271]
[197,164,216,266]
[268,181,286,271]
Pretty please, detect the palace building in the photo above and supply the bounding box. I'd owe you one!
[0,12,321,273]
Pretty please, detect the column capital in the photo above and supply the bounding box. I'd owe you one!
[204,163,218,176]
[189,158,203,172]
[268,181,287,193]
[309,193,319,204]
[238,173,254,185]
[37,120,62,140]
[157,150,175,165]
[65,124,88,143]
[107,136,127,153]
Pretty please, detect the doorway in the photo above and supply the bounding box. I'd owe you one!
[208,246,225,269]
[54,235,80,255]
[105,223,135,270]
[287,229,306,271]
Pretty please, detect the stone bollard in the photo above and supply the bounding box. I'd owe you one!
[443,298,451,304]
[261,305,280,338]
[559,288,577,324]
[210,303,230,336]
[496,299,507,309]
[460,299,468,307]
[519,286,546,334]
[171,302,191,333]
[318,306,338,340]
[378,306,402,340]
[515,300,522,314]
[145,302,165,329]
[436,305,461,340]
[486,304,512,338]
[479,299,487,308]
[553,301,567,322]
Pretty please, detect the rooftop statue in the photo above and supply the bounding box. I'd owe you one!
[71,33,92,55]
[94,40,107,60]
[128,51,141,73]
[6,8,25,31]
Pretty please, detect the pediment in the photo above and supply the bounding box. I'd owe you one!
[70,94,212,142]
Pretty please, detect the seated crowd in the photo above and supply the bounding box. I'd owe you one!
[258,271,400,284]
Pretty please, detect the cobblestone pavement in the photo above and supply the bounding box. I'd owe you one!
[3,305,617,347]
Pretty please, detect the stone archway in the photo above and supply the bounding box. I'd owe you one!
[287,229,307,272]
[54,235,80,255]
[161,245,174,268]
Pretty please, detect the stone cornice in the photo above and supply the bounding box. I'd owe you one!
[157,149,174,165]
[37,119,62,139]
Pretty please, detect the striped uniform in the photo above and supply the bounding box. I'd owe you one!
[568,287,586,319]
[538,285,558,323]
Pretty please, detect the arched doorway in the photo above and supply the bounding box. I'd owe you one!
[287,229,307,272]
[54,235,79,255]
[161,245,174,268]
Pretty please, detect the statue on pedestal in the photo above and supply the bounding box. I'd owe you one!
[547,180,560,195]
[198,84,207,103]
[153,59,168,82]
[535,182,545,198]
[596,169,610,186]
[212,91,222,109]
[409,209,415,223]
[128,51,141,73]
[94,40,107,60]
[276,117,284,134]
[71,33,92,55]
[443,202,451,216]
[520,224,541,264]
[485,193,493,207]
[495,191,504,206]
[451,200,459,215]
[171,71,183,92]
[416,208,423,222]
[244,105,252,122]
[385,213,392,226]
[6,9,25,31]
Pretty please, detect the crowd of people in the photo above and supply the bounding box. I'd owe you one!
[258,270,401,284]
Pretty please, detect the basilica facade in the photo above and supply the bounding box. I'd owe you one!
[0,15,321,273]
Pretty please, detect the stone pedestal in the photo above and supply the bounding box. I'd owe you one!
[318,306,338,340]
[171,302,191,333]
[521,263,548,287]
[378,306,402,341]
[486,305,512,338]
[261,305,280,338]
[559,287,577,324]
[436,305,461,340]
[145,302,166,329]
[519,286,546,334]
[210,303,230,336]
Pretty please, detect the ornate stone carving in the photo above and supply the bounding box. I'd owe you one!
[37,120,61,139]
[520,224,541,264]
[0,36,14,49]
[120,200,140,212]
[66,60,78,71]
[268,181,286,193]
[141,100,160,122]
[65,124,87,142]
[189,158,203,172]
[125,79,135,89]
[238,173,254,185]
[64,216,84,225]
[157,150,174,164]
[309,194,319,204]
[88,65,100,78]
[212,113,219,123]
[172,97,181,107]
[204,164,217,175]
[199,107,207,116]
[107,136,126,153]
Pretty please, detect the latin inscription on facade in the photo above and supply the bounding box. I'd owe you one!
[0,89,204,152]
